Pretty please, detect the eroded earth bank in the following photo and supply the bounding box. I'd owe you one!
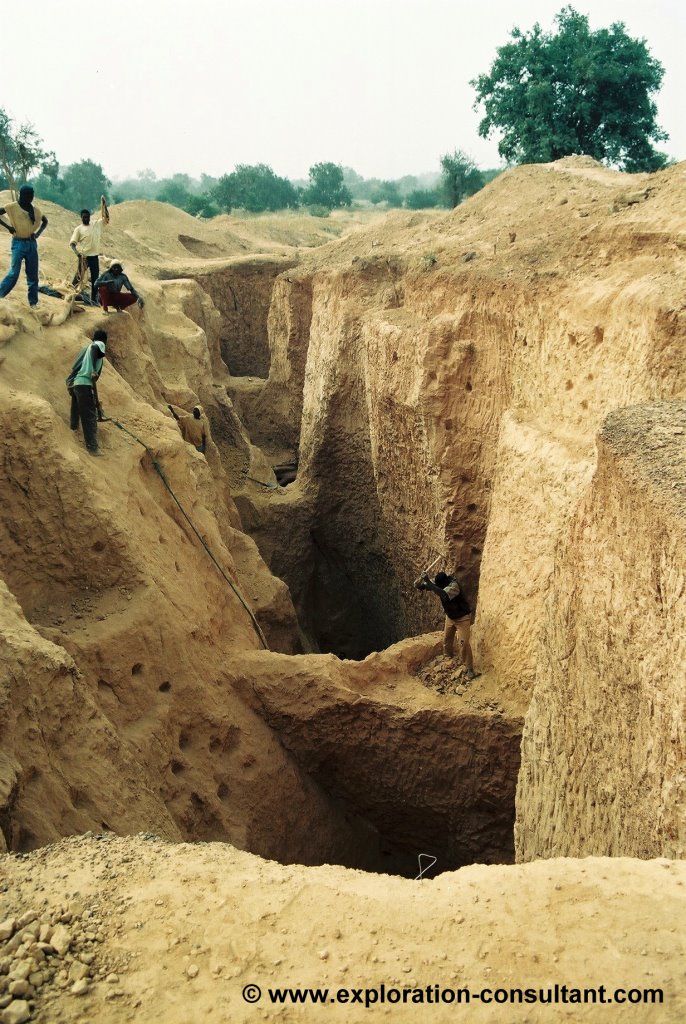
[0,159,684,1022]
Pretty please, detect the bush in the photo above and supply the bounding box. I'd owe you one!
[306,204,330,218]
[405,189,442,209]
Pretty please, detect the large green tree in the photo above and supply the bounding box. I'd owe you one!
[304,163,352,209]
[60,160,111,210]
[471,7,668,171]
[34,158,111,212]
[211,164,298,213]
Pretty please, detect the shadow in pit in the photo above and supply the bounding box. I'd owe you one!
[256,696,522,879]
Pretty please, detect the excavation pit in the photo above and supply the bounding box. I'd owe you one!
[242,653,522,879]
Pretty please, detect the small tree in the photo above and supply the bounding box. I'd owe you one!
[195,194,220,218]
[210,165,298,214]
[31,154,63,203]
[370,180,403,207]
[211,174,234,213]
[471,7,668,171]
[440,151,485,208]
[158,180,194,209]
[304,162,352,209]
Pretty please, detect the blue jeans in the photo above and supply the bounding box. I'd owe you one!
[0,237,39,305]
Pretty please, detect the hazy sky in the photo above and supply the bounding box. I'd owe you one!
[3,0,683,182]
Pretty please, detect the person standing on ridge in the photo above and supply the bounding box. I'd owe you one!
[414,568,478,678]
[66,329,108,456]
[0,185,49,308]
[70,196,110,301]
[94,260,144,312]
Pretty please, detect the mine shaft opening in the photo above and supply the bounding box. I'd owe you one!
[249,507,514,876]
[192,267,486,661]
[245,514,516,879]
[190,271,516,876]
[259,697,522,880]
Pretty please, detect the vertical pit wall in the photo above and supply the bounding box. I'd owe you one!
[232,263,523,656]
[213,244,685,671]
[189,258,296,378]
[516,403,686,860]
[233,647,523,875]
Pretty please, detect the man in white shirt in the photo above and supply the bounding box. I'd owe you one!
[70,196,109,301]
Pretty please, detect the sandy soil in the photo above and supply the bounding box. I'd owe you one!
[1,162,685,1023]
[2,836,685,1024]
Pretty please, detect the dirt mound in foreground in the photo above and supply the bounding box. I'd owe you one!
[1,835,683,1024]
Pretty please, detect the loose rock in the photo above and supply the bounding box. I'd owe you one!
[0,999,31,1024]
[50,925,71,956]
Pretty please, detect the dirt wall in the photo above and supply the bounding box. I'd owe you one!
[191,258,295,377]
[233,642,522,874]
[516,403,686,860]
[0,288,352,862]
[237,190,686,662]
[3,163,686,878]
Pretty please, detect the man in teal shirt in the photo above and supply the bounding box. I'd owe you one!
[67,329,108,456]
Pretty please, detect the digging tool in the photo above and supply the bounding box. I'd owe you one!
[423,554,442,575]
[414,554,442,589]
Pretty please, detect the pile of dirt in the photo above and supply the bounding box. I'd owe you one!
[417,655,504,714]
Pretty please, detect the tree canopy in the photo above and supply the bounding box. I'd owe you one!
[471,7,668,172]
[1,105,495,218]
[33,159,111,213]
[60,160,111,210]
[0,107,54,193]
[303,163,352,209]
[210,164,298,214]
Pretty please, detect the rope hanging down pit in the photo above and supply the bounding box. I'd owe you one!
[110,418,269,650]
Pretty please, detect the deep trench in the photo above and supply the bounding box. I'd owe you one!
[199,267,521,877]
[262,699,523,878]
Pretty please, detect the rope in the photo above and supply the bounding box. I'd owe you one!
[244,474,278,490]
[108,418,270,650]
